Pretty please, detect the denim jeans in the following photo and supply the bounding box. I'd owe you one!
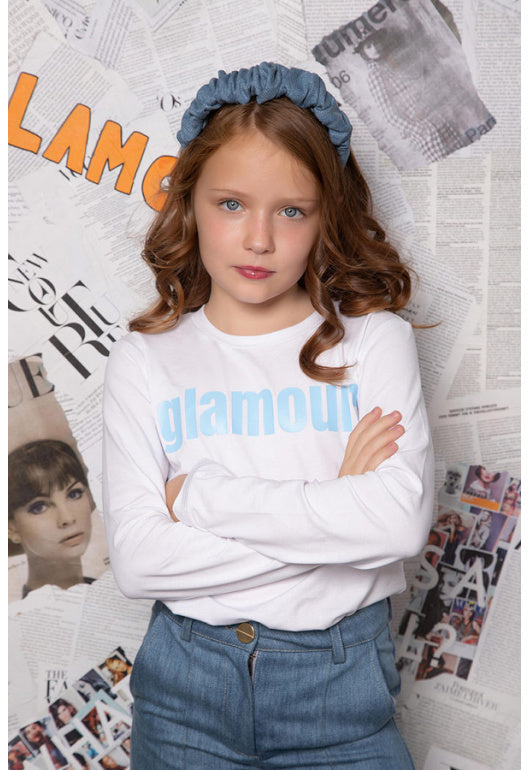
[130,599,414,768]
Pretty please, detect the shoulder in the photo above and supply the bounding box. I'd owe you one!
[340,310,412,356]
[107,314,196,367]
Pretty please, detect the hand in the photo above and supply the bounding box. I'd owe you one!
[165,474,188,521]
[338,407,404,478]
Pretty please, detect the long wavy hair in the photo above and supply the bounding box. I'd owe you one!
[130,98,412,383]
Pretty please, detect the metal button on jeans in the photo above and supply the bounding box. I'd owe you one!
[236,623,255,643]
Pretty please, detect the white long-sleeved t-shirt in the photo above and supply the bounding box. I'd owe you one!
[102,306,434,630]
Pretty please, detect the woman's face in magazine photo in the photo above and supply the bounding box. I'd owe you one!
[478,468,496,484]
[22,722,45,746]
[56,703,75,724]
[106,658,129,675]
[362,40,384,60]
[9,477,92,563]
[74,679,96,700]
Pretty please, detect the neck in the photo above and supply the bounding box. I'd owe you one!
[204,287,314,335]
[25,555,84,593]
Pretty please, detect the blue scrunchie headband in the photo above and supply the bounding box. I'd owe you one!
[177,61,353,167]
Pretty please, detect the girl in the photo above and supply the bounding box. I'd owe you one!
[103,62,434,768]
[9,439,95,597]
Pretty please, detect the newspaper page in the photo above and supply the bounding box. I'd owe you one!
[8,641,135,769]
[391,467,520,770]
[8,569,152,732]
[303,0,520,404]
[311,0,496,171]
[8,0,520,767]
[430,388,521,477]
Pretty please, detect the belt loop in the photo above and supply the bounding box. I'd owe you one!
[386,597,393,621]
[180,617,193,641]
[330,622,346,664]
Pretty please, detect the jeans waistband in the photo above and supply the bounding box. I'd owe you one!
[152,599,391,663]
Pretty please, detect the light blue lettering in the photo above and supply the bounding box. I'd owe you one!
[310,385,338,431]
[157,397,182,452]
[340,384,358,431]
[199,391,228,436]
[277,387,307,432]
[184,388,198,439]
[232,389,275,435]
[157,382,359,452]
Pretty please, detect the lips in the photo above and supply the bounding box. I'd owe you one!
[60,532,85,546]
[234,266,274,280]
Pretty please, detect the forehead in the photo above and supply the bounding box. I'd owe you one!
[196,130,319,197]
[26,469,77,495]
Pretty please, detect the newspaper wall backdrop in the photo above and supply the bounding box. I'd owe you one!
[8,0,520,768]
[311,0,496,169]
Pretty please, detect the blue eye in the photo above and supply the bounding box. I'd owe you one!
[282,207,301,218]
[222,200,241,211]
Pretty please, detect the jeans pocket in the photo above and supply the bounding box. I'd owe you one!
[373,622,401,705]
[129,603,165,698]
[324,636,397,744]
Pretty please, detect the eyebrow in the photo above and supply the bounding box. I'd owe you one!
[66,479,85,490]
[209,188,320,203]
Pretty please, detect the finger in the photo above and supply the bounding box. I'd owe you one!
[363,423,405,456]
[351,406,384,434]
[345,410,402,452]
[343,410,402,466]
[340,422,404,477]
[358,410,402,442]
[364,441,400,473]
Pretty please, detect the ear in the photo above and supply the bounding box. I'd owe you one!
[8,519,22,544]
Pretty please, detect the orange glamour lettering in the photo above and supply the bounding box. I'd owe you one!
[85,120,148,194]
[8,71,176,209]
[42,104,91,173]
[142,155,176,211]
[8,72,42,153]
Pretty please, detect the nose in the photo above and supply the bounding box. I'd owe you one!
[243,211,274,254]
[56,502,76,528]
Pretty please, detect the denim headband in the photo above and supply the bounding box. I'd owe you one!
[177,61,352,167]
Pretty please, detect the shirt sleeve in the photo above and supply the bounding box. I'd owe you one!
[174,315,434,567]
[102,336,316,602]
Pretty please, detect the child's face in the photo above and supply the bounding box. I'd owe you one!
[193,129,321,324]
[8,478,92,563]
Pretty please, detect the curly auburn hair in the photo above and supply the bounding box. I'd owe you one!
[129,98,412,383]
